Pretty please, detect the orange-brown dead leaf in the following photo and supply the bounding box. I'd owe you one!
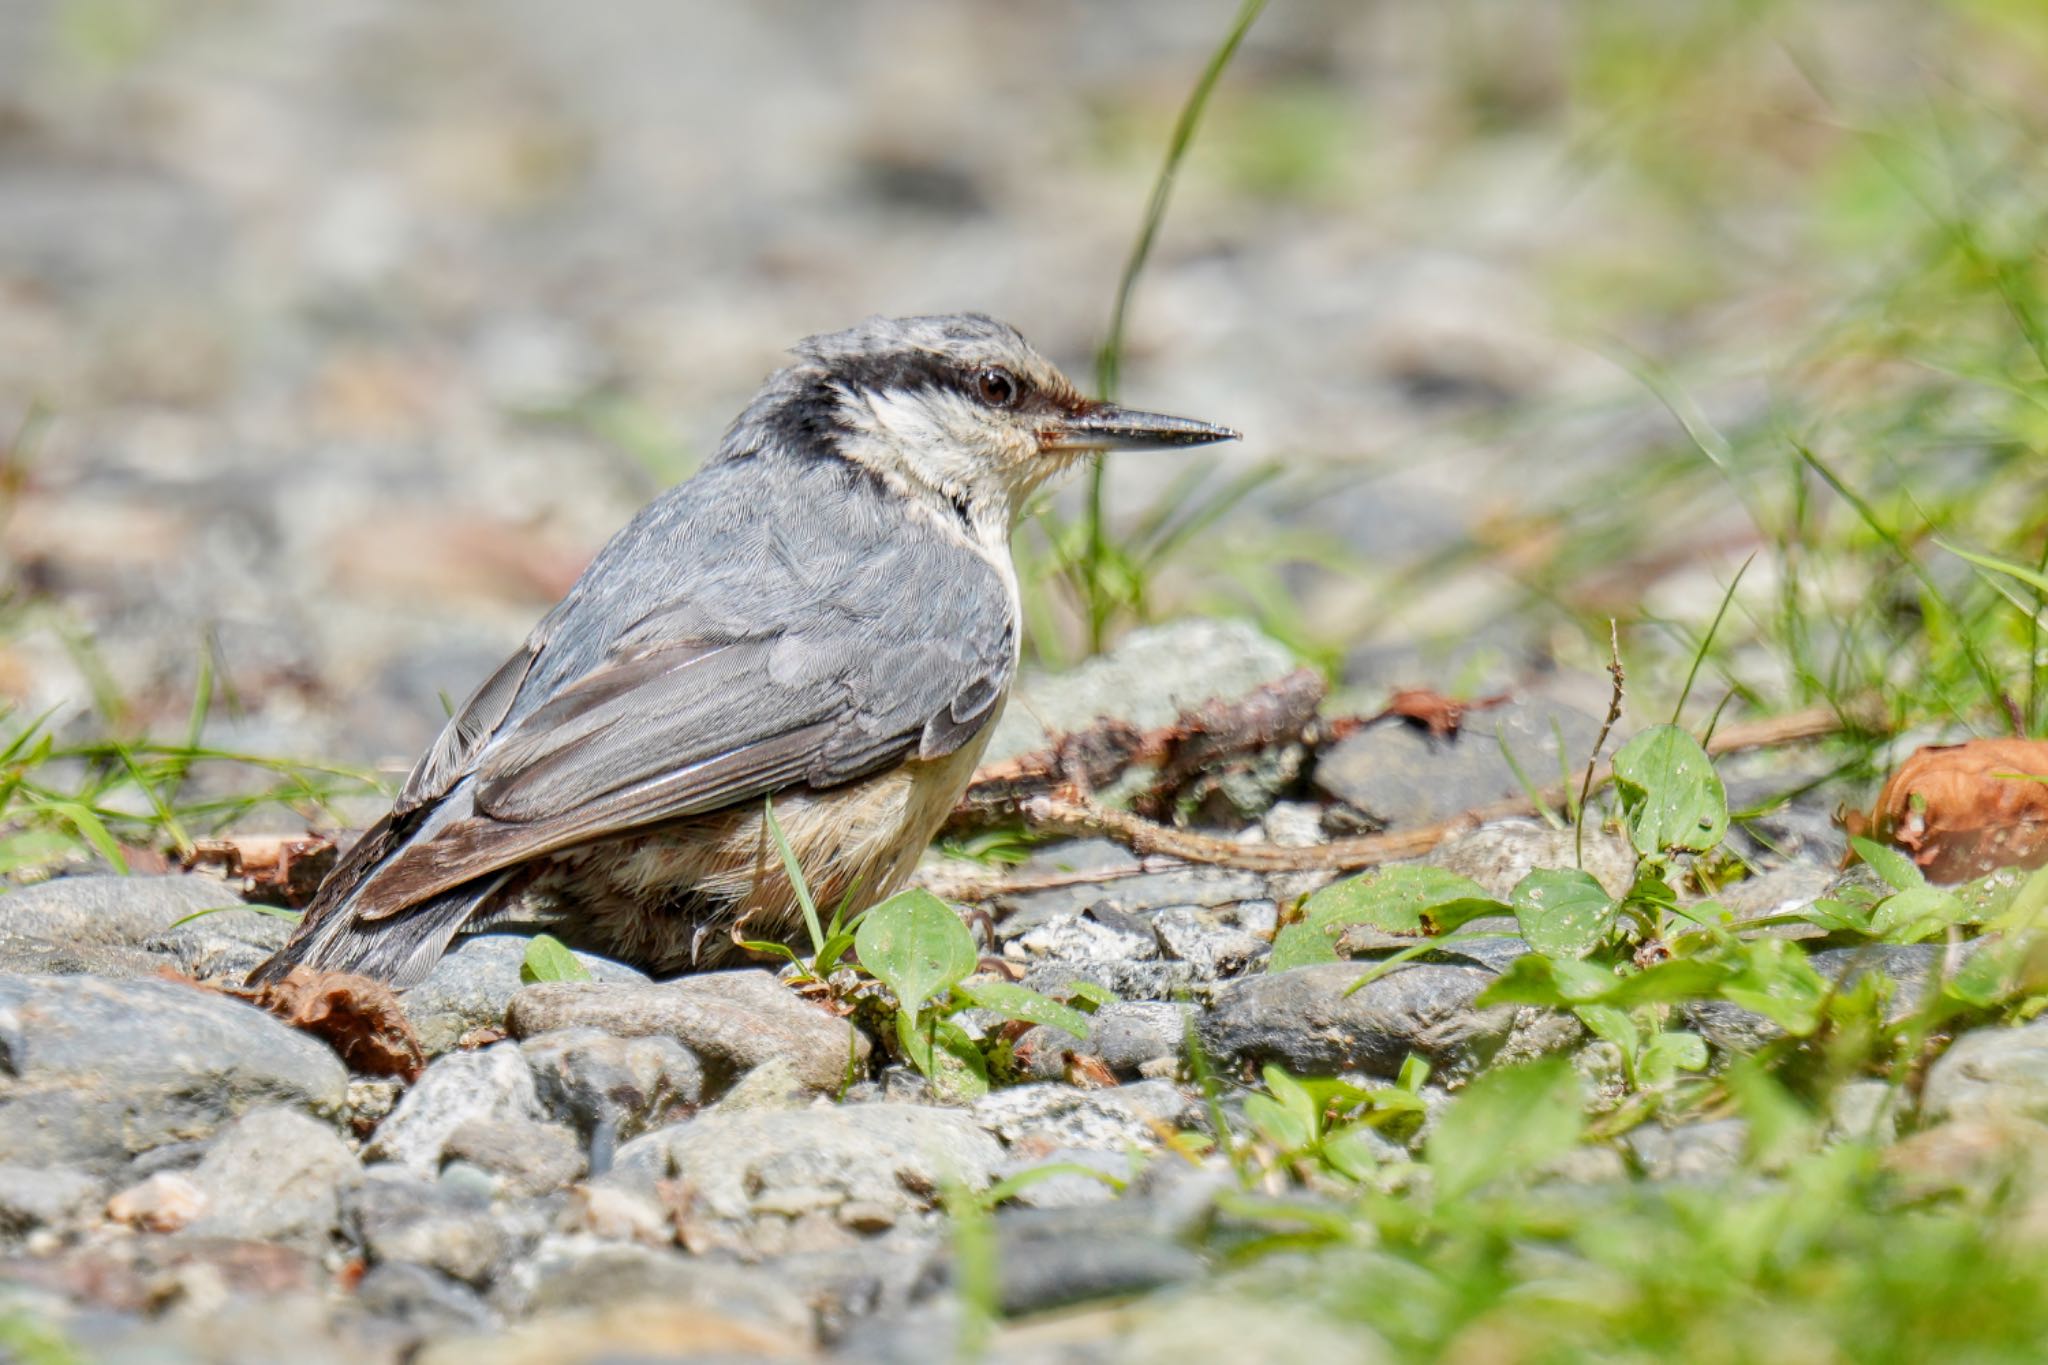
[235,966,425,1080]
[1064,1052,1120,1089]
[1865,738,2048,884]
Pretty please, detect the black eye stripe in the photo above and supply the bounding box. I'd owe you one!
[830,351,1037,408]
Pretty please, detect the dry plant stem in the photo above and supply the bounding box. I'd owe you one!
[1576,620,1626,871]
[1014,703,1859,874]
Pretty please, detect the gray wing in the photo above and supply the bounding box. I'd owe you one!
[338,455,1014,920]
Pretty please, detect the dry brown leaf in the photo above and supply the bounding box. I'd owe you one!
[181,832,337,907]
[1063,1052,1120,1090]
[1866,738,2048,883]
[235,966,425,1080]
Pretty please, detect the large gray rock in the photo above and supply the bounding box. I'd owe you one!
[187,1105,361,1247]
[603,1105,1002,1234]
[1923,1019,2048,1126]
[0,1164,105,1240]
[0,875,286,980]
[0,974,348,1171]
[1198,962,1515,1080]
[403,934,648,1057]
[983,619,1299,763]
[365,1044,543,1175]
[518,1028,705,1142]
[506,971,868,1094]
[1315,699,1605,828]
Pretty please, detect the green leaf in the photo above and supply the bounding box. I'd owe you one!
[1611,724,1728,856]
[1244,1093,1314,1151]
[168,902,299,929]
[1478,953,1620,1007]
[1635,1030,1708,1087]
[1868,885,1965,941]
[856,888,980,1012]
[1061,981,1118,1011]
[1427,1057,1583,1200]
[956,980,1093,1038]
[1321,1124,1383,1182]
[1512,868,1618,959]
[1574,1003,1640,1059]
[1851,835,1927,893]
[520,933,592,985]
[764,798,826,956]
[1273,867,1507,971]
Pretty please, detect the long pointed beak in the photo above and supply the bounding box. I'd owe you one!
[1045,402,1241,452]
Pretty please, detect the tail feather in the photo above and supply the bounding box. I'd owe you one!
[247,874,512,989]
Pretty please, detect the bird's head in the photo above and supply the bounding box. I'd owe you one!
[724,313,1239,534]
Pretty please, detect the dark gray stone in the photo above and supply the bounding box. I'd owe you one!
[603,1105,1003,1233]
[1688,944,1947,1053]
[1014,1001,1191,1082]
[506,970,869,1094]
[1199,962,1515,1080]
[1923,1019,2048,1125]
[403,934,648,1057]
[0,973,348,1172]
[0,1165,104,1239]
[519,1027,704,1141]
[442,1116,586,1197]
[1315,700,1605,828]
[0,875,285,980]
[364,1044,542,1174]
[346,1262,498,1342]
[345,1166,532,1288]
[991,1225,1205,1317]
[970,1080,1201,1156]
[187,1105,361,1246]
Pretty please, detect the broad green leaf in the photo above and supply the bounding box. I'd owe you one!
[1478,953,1619,1007]
[520,933,592,984]
[1061,981,1119,1011]
[956,980,1093,1038]
[1244,1093,1314,1151]
[1868,885,1964,941]
[1635,1030,1708,1087]
[1851,835,1926,893]
[1321,1125,1383,1181]
[1611,724,1728,856]
[894,1010,989,1100]
[1273,867,1507,971]
[1264,1065,1320,1134]
[856,888,979,1011]
[1512,868,1617,958]
[1573,1003,1640,1059]
[1427,1057,1583,1201]
[1269,922,1342,971]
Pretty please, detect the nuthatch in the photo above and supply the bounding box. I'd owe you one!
[253,314,1238,986]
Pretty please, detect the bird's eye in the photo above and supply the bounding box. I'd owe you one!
[975,367,1020,407]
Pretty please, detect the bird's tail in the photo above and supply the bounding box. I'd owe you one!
[246,875,511,989]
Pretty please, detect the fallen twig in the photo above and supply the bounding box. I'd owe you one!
[1009,703,1867,874]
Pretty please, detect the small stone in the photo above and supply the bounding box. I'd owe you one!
[970,1080,1200,1157]
[559,1184,670,1245]
[365,1044,542,1175]
[344,1166,522,1288]
[403,935,646,1058]
[0,974,348,1172]
[0,1165,104,1239]
[505,971,868,1094]
[518,1027,703,1141]
[1923,1018,2048,1126]
[602,1105,1002,1244]
[1199,962,1515,1080]
[1420,820,1637,899]
[1151,906,1267,978]
[107,1171,208,1232]
[981,1203,1205,1316]
[187,1106,360,1246]
[1315,701,1607,830]
[705,1055,815,1114]
[1624,1119,1748,1181]
[1014,1002,1192,1083]
[346,1261,497,1342]
[443,1117,586,1197]
[513,1240,816,1338]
